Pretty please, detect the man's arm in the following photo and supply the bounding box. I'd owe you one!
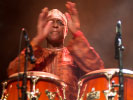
[7,7,51,76]
[65,2,104,72]
[67,31,104,73]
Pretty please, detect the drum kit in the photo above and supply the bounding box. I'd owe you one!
[0,68,133,100]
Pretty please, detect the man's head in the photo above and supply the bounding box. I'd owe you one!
[46,9,68,45]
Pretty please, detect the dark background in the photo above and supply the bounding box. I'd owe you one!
[0,0,133,96]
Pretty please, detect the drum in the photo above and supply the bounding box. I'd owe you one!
[77,69,133,100]
[1,71,67,100]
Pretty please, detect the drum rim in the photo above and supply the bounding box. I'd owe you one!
[8,71,67,87]
[9,71,60,79]
[79,68,133,84]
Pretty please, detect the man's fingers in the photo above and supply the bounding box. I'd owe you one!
[65,8,79,25]
[65,12,73,25]
[65,12,73,29]
[66,2,77,15]
[42,7,48,12]
[38,7,49,24]
[65,3,73,14]
[43,21,53,36]
[41,7,48,17]
[37,7,49,30]
[65,12,72,21]
[67,1,76,8]
[66,2,79,24]
[40,7,48,20]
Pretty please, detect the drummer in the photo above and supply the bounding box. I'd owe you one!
[7,1,104,100]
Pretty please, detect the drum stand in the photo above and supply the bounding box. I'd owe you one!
[115,20,124,100]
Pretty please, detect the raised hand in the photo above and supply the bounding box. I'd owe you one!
[65,2,80,34]
[32,7,52,46]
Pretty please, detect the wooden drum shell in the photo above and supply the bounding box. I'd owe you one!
[77,69,133,100]
[4,71,67,100]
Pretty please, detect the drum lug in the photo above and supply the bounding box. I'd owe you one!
[111,80,119,88]
[57,87,63,100]
[45,89,56,100]
[45,87,65,100]
[103,89,117,100]
[103,71,119,100]
[62,84,67,100]
[103,80,118,100]
[27,77,41,100]
[27,89,41,100]
[0,81,8,100]
[77,80,84,100]
[86,88,100,100]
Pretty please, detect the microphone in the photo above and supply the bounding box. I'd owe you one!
[116,20,122,37]
[22,28,36,63]
[115,20,122,59]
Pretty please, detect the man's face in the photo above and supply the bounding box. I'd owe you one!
[46,18,65,44]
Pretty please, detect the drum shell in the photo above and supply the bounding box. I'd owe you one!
[77,69,133,100]
[4,71,66,100]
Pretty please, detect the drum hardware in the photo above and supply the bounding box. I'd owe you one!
[56,87,63,100]
[103,90,116,100]
[86,87,100,100]
[0,82,8,100]
[27,77,41,100]
[77,80,100,100]
[77,81,92,100]
[44,81,67,100]
[111,80,119,88]
[103,72,118,100]
[79,84,87,100]
[104,72,115,92]
[103,80,120,100]
[45,89,56,100]
[77,80,84,100]
[45,86,66,100]
[1,72,67,100]
[62,85,67,100]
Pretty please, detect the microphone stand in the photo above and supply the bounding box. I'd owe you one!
[21,46,28,100]
[21,28,29,100]
[21,28,36,100]
[115,20,124,100]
